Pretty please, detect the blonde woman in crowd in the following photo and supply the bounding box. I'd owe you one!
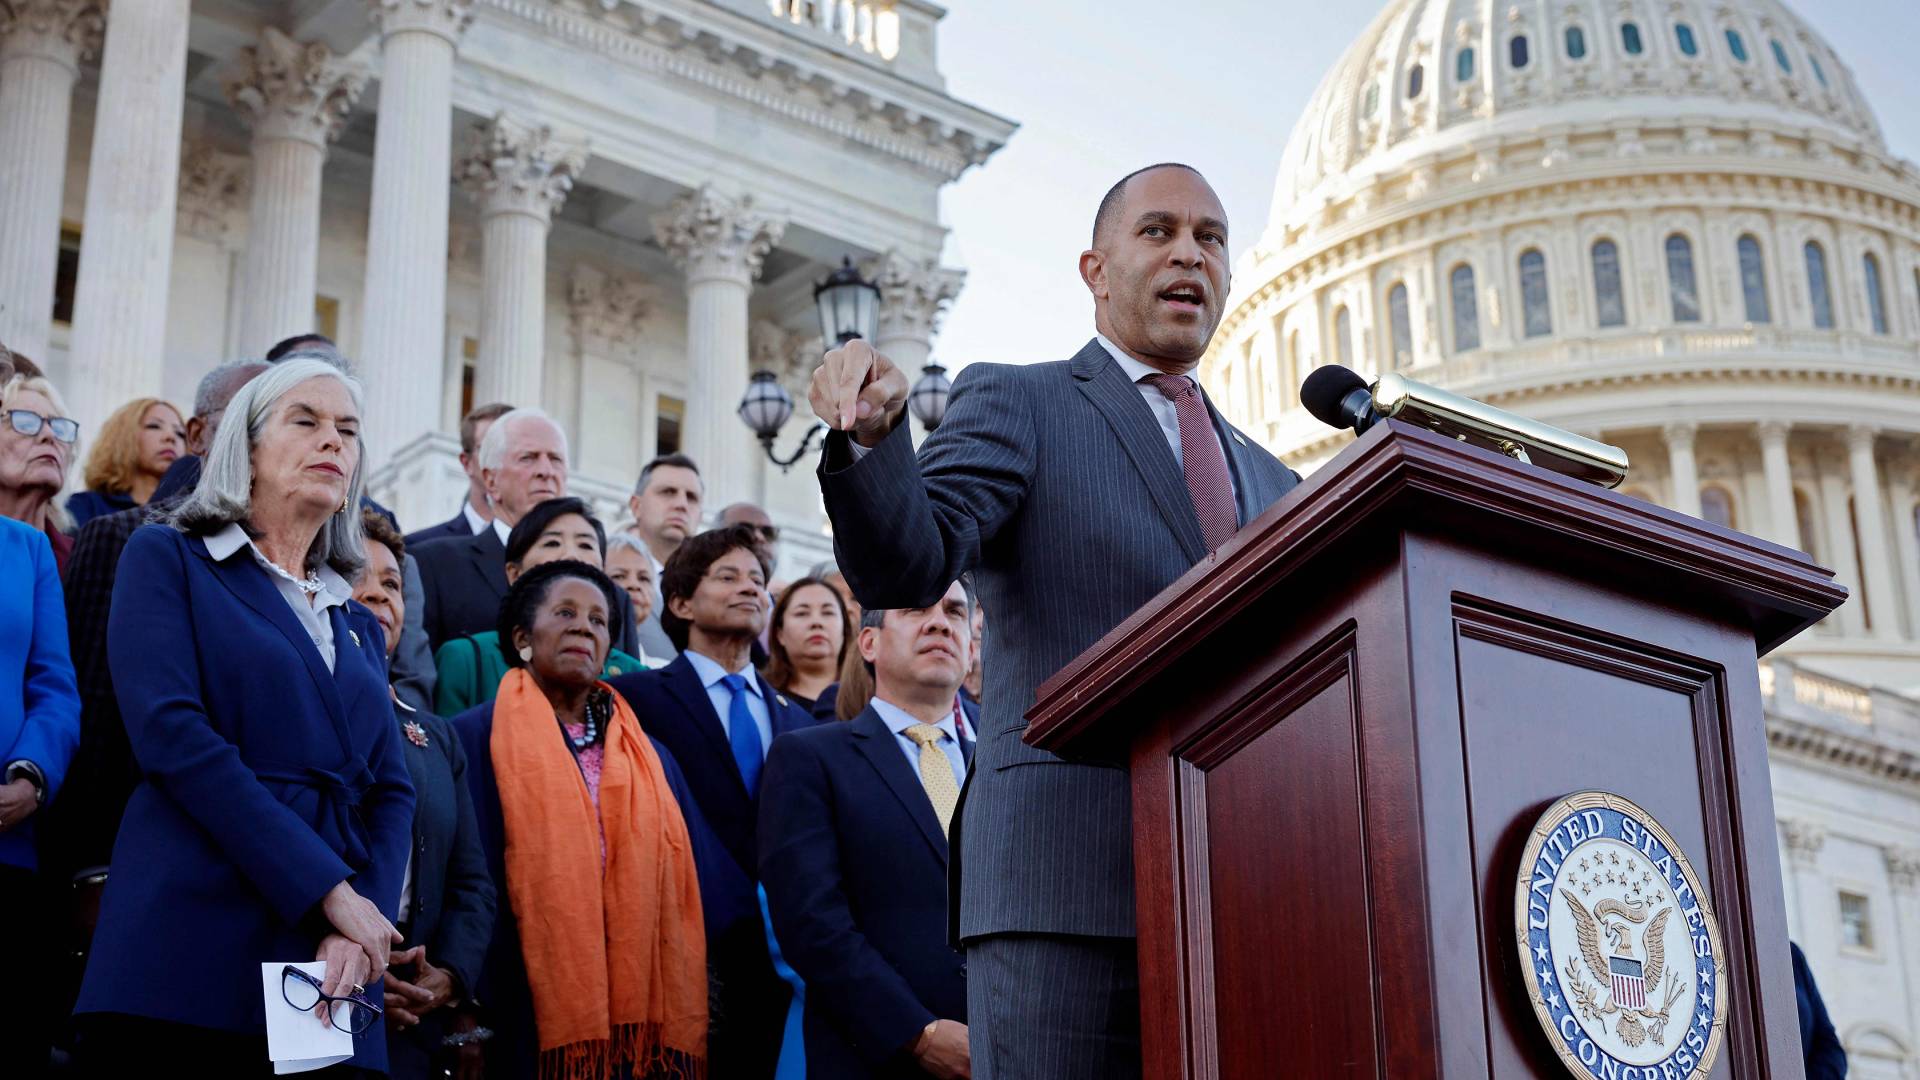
[66,397,186,528]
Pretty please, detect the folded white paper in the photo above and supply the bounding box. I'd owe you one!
[262,961,354,1074]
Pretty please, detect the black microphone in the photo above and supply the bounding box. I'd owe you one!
[1300,365,1381,435]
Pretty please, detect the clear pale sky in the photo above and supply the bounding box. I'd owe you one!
[929,0,1920,373]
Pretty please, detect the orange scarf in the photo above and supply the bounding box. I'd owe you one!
[491,669,708,1080]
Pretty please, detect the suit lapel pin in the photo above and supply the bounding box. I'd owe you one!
[349,629,361,647]
[1232,431,1248,447]
[402,720,429,748]
[777,694,790,709]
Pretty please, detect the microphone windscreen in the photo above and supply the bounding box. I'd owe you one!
[1300,365,1369,429]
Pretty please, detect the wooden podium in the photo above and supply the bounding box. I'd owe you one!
[1024,422,1845,1079]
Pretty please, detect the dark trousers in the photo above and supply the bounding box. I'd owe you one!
[708,918,793,1080]
[74,1013,376,1078]
[0,864,57,1078]
[966,932,1142,1080]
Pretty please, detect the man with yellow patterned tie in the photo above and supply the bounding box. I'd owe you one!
[759,579,976,1079]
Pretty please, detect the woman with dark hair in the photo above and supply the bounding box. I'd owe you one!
[352,511,496,1080]
[434,497,646,715]
[451,560,726,1079]
[76,359,413,1074]
[762,576,850,714]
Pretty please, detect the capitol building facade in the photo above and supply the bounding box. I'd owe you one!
[0,0,1011,574]
[1202,0,1920,1071]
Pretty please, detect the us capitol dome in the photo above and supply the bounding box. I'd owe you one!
[1202,0,1920,1069]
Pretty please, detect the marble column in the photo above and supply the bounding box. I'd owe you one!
[0,0,102,363]
[653,185,785,508]
[64,0,189,436]
[1757,421,1800,549]
[456,112,586,409]
[1847,425,1901,639]
[867,249,965,375]
[1779,818,1828,952]
[226,29,365,358]
[1887,457,1920,642]
[1816,448,1869,636]
[1663,421,1703,518]
[360,0,472,468]
[1884,847,1920,1043]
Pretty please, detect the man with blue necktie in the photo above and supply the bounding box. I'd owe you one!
[608,523,820,1079]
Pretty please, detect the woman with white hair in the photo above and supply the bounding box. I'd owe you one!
[73,359,415,1076]
[0,371,79,572]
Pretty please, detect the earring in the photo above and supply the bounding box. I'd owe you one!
[340,496,349,514]
[519,646,533,662]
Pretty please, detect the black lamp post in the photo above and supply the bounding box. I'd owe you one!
[907,361,951,430]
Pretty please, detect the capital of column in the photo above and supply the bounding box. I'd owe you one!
[224,29,366,148]
[568,262,657,357]
[1779,818,1827,868]
[1887,846,1920,896]
[1756,420,1791,449]
[865,250,966,345]
[0,0,103,71]
[368,0,474,42]
[1661,420,1698,450]
[455,112,587,224]
[652,185,787,287]
[1846,423,1880,456]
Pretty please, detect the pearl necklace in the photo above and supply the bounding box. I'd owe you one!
[562,688,614,751]
[259,552,325,596]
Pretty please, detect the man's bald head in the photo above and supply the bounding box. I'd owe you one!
[1092,163,1205,249]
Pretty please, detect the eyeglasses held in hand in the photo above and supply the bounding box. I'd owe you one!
[281,965,383,1036]
[6,410,78,444]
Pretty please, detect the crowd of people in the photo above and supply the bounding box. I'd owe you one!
[0,334,985,1079]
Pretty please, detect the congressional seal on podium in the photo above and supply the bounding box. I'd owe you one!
[1514,791,1727,1080]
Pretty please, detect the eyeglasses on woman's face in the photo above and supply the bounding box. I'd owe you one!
[280,965,383,1036]
[6,409,78,444]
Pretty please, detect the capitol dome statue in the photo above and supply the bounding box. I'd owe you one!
[1204,1,1920,1069]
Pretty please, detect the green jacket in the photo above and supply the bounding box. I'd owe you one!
[433,631,648,717]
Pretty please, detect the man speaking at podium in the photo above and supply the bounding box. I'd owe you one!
[809,163,1298,1078]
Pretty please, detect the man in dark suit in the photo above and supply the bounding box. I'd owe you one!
[608,524,819,1080]
[760,579,976,1079]
[405,402,512,548]
[1792,942,1847,1079]
[808,163,1299,1078]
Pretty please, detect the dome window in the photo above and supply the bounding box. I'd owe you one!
[1675,23,1698,57]
[1737,235,1771,324]
[1457,47,1475,83]
[1770,39,1792,73]
[1725,29,1748,62]
[1565,26,1587,60]
[1864,253,1889,335]
[1510,35,1530,69]
[1388,283,1414,369]
[1666,234,1701,323]
[1363,81,1379,117]
[1621,22,1644,56]
[1811,56,1828,86]
[1449,265,1481,353]
[1407,63,1424,98]
[1805,241,1834,329]
[1519,250,1552,338]
[1591,240,1626,328]
[1335,306,1355,368]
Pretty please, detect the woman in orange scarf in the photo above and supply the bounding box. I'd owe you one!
[452,560,726,1079]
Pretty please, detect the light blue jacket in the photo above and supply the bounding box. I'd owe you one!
[0,515,80,870]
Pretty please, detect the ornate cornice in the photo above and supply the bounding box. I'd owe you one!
[865,250,965,345]
[1767,714,1920,792]
[176,142,250,244]
[1778,816,1830,867]
[456,112,588,222]
[478,0,1010,181]
[369,0,475,42]
[567,262,656,358]
[652,184,786,286]
[0,0,101,69]
[224,29,367,149]
[1887,846,1920,896]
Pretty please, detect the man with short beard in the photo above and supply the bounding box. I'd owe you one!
[809,164,1300,1077]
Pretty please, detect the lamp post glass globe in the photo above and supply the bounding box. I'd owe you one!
[814,256,880,345]
[909,362,952,430]
[738,370,795,439]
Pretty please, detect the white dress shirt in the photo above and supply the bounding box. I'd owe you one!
[203,522,353,672]
[870,696,964,788]
[492,517,512,547]
[683,649,773,755]
[462,501,489,536]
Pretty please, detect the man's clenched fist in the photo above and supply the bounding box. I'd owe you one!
[809,338,910,448]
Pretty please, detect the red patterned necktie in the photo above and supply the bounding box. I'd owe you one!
[1141,373,1238,551]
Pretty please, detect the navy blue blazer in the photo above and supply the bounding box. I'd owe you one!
[606,654,820,902]
[404,511,474,550]
[415,526,643,662]
[77,525,414,1072]
[450,698,747,1078]
[759,706,971,1078]
[1792,942,1847,1079]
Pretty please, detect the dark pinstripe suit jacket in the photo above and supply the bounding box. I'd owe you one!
[819,338,1298,940]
